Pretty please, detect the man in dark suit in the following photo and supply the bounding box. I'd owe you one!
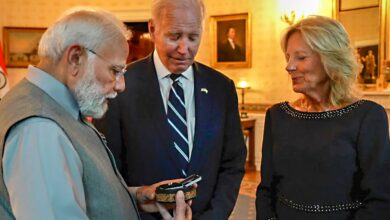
[218,27,245,62]
[94,0,247,219]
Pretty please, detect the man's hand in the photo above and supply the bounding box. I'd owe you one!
[133,179,193,219]
[135,179,181,212]
[157,190,192,220]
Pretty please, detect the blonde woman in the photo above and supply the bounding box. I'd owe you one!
[256,15,390,220]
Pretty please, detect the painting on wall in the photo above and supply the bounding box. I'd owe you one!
[355,42,379,84]
[3,27,46,68]
[210,13,251,68]
[124,22,154,63]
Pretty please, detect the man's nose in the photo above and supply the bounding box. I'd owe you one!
[177,39,189,54]
[114,75,125,93]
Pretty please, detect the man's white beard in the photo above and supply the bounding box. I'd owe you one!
[74,59,117,119]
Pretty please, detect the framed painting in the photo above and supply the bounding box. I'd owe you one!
[210,13,251,68]
[355,41,379,84]
[124,22,154,63]
[3,27,46,68]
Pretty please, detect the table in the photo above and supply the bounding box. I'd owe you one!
[240,118,256,171]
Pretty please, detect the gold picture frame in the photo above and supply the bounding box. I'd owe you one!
[355,40,379,85]
[210,13,251,68]
[339,0,379,11]
[3,27,46,68]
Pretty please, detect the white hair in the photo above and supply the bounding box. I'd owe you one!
[38,7,130,63]
[151,0,205,26]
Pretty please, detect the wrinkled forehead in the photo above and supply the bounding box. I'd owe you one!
[158,8,203,32]
[159,3,203,23]
[97,39,129,63]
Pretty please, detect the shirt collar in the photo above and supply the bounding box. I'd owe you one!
[153,50,194,82]
[26,65,80,120]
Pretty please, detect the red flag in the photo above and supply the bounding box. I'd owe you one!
[0,43,7,75]
[0,42,10,98]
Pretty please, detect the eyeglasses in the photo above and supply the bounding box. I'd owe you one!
[84,47,127,81]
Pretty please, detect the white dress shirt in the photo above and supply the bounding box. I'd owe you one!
[228,38,236,49]
[153,50,196,159]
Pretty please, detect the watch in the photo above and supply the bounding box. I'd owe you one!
[0,70,7,89]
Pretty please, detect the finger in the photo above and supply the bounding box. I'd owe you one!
[185,203,192,220]
[156,202,173,220]
[145,190,155,200]
[174,191,187,219]
[136,186,155,202]
[154,178,184,187]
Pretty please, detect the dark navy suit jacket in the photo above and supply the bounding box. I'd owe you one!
[94,55,246,219]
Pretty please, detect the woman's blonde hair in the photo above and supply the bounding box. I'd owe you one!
[281,15,358,105]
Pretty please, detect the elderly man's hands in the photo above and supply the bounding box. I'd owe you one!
[157,190,192,220]
[133,179,193,220]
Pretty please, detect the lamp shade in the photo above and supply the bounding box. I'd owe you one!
[237,80,250,89]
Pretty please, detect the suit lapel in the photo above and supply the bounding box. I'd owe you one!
[188,63,215,174]
[138,56,166,124]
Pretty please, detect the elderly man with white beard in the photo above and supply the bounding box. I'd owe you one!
[0,7,192,220]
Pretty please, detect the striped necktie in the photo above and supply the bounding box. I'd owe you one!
[167,74,189,177]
